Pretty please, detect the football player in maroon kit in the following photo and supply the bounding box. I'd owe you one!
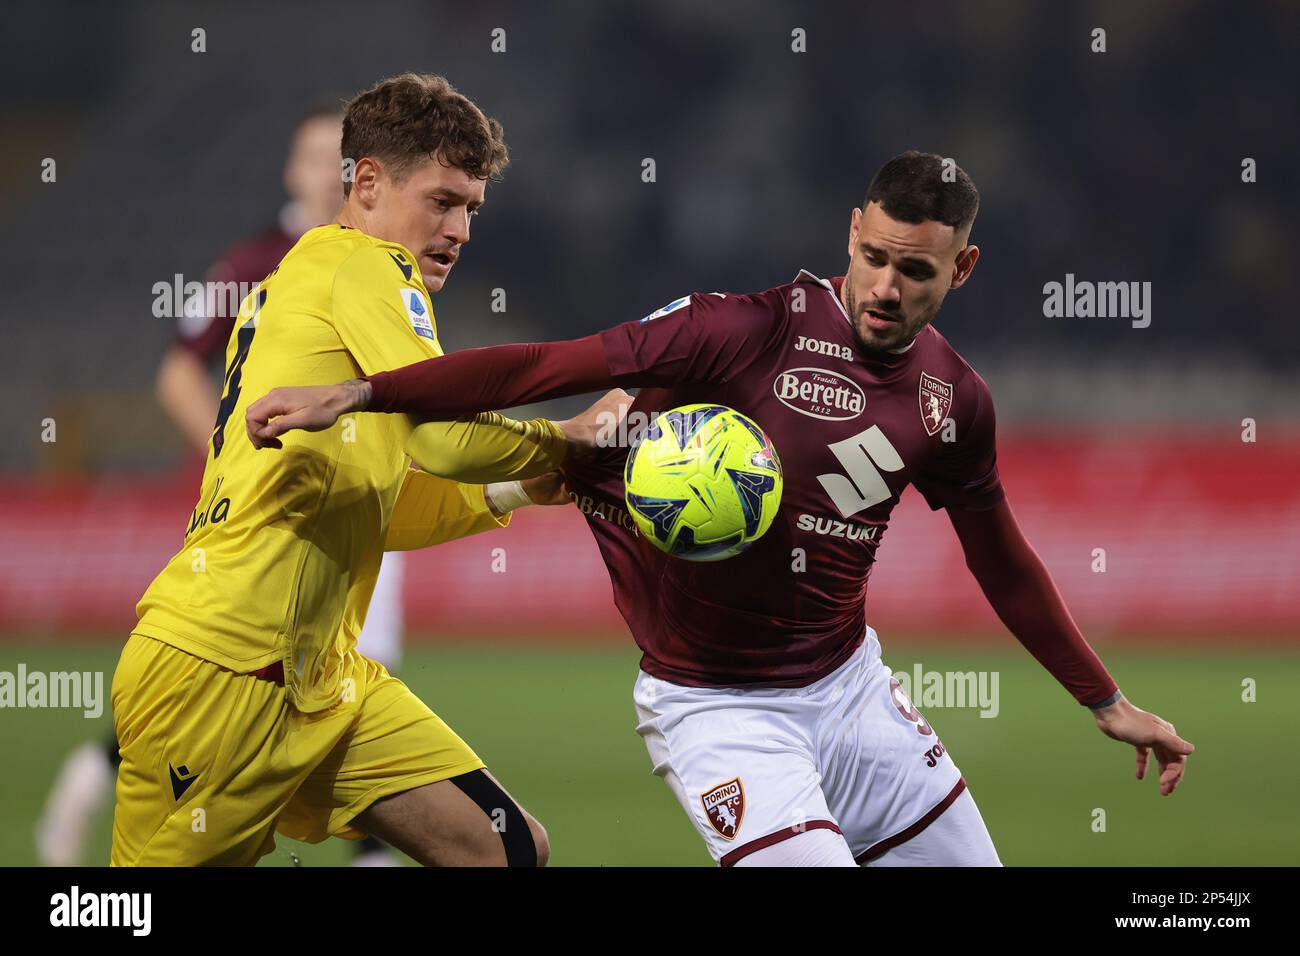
[245,151,1194,867]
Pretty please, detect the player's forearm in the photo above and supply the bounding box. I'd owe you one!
[404,413,567,483]
[385,470,511,551]
[364,335,622,418]
[156,347,219,453]
[977,564,1112,707]
[968,549,1119,707]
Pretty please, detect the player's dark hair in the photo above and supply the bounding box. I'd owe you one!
[341,73,508,196]
[865,150,979,235]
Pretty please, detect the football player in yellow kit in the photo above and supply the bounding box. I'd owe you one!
[111,73,614,866]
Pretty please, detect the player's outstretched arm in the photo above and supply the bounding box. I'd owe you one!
[401,389,631,482]
[246,334,617,448]
[949,498,1195,796]
[247,291,780,445]
[383,467,571,552]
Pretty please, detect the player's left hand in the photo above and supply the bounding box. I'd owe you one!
[522,471,570,506]
[555,388,634,457]
[1091,697,1195,796]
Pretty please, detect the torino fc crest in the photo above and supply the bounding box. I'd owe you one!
[918,372,953,436]
[701,778,745,839]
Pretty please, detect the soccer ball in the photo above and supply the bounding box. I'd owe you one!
[624,404,783,561]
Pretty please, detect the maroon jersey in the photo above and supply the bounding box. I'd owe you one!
[364,270,1115,702]
[561,271,1002,687]
[175,226,297,364]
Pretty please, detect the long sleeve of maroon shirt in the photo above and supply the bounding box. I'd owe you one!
[364,324,1118,707]
[367,332,659,417]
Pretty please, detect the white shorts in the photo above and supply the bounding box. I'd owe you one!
[633,628,996,866]
[356,552,404,670]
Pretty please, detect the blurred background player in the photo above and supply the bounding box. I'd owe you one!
[35,103,402,866]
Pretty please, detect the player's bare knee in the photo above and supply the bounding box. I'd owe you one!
[525,812,550,867]
[449,769,545,867]
[467,803,545,867]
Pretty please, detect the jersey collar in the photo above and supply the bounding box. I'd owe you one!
[791,269,916,355]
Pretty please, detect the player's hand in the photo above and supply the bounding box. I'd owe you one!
[521,471,571,506]
[246,380,372,449]
[1091,697,1194,796]
[555,388,634,458]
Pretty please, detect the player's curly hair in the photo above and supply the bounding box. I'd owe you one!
[866,150,980,234]
[341,73,509,195]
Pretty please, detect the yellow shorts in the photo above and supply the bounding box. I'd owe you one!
[110,634,484,866]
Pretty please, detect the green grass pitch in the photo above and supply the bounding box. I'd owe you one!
[1,637,1296,866]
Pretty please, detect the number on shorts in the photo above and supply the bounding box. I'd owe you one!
[889,676,934,736]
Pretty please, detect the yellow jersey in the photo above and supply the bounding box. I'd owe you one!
[134,224,565,712]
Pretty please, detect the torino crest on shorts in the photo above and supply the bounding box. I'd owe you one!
[701,778,745,839]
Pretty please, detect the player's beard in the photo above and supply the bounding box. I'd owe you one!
[843,282,933,354]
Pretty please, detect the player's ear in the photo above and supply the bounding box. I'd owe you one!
[350,157,381,207]
[950,244,979,290]
[847,207,862,258]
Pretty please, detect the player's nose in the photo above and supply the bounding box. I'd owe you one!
[443,206,471,245]
[872,271,902,306]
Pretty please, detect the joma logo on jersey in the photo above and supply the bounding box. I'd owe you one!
[794,335,854,361]
[796,513,880,541]
[701,778,745,840]
[773,368,865,421]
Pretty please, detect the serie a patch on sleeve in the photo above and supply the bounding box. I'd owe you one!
[401,289,435,340]
[640,295,690,323]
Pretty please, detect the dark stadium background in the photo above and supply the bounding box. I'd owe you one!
[0,1,1296,866]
